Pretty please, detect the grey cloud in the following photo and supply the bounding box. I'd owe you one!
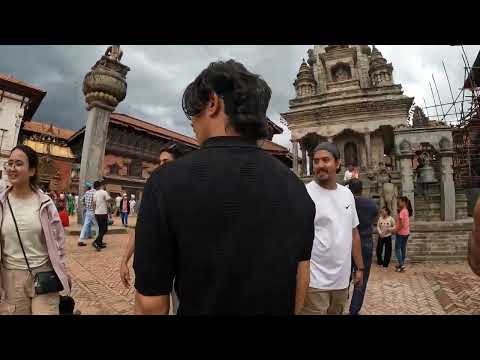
[0,45,478,148]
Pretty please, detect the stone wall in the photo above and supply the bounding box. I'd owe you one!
[373,220,472,263]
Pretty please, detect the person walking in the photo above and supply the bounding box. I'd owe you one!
[120,143,182,314]
[344,164,355,186]
[347,179,378,315]
[78,182,96,247]
[119,194,130,227]
[301,142,364,315]
[129,195,136,216]
[92,181,110,251]
[57,193,69,228]
[376,207,396,268]
[134,60,315,315]
[0,145,71,315]
[67,193,75,216]
[395,196,413,272]
[74,193,79,215]
[115,194,122,217]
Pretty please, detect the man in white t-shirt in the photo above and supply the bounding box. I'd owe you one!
[92,180,111,251]
[115,194,122,216]
[301,142,364,315]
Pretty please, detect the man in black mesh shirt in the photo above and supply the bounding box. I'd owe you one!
[134,60,315,315]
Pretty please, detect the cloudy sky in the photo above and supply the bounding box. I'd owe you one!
[0,45,478,150]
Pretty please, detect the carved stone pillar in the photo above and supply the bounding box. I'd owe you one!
[364,131,372,168]
[78,46,130,224]
[398,140,415,220]
[309,152,314,176]
[292,140,299,175]
[301,144,307,176]
[439,140,456,221]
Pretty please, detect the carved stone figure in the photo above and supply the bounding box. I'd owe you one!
[378,168,398,216]
[105,45,123,62]
[334,67,350,82]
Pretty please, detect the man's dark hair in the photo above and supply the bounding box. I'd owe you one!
[159,142,183,159]
[93,181,102,190]
[399,196,413,217]
[182,59,271,140]
[349,178,363,195]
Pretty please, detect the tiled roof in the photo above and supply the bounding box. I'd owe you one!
[22,121,75,140]
[266,117,284,135]
[0,73,46,120]
[0,73,44,93]
[257,139,290,154]
[67,112,290,158]
[109,113,199,147]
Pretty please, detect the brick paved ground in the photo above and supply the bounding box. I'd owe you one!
[64,217,480,315]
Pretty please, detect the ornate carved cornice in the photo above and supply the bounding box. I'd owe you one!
[283,97,413,125]
[82,54,130,111]
[106,143,160,164]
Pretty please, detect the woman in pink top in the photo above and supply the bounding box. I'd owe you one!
[395,196,413,272]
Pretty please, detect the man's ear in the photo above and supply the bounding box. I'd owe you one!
[206,93,222,118]
[336,159,342,172]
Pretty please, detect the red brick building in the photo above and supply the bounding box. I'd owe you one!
[68,113,292,200]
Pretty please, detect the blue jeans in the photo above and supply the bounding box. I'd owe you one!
[349,237,373,315]
[395,234,409,267]
[121,212,129,226]
[80,210,96,241]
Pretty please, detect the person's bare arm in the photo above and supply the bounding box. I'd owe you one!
[468,199,480,276]
[396,215,403,233]
[377,221,383,238]
[120,229,136,288]
[135,293,170,315]
[352,227,364,287]
[295,260,310,315]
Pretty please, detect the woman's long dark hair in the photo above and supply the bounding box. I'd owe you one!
[399,196,413,217]
[10,144,39,190]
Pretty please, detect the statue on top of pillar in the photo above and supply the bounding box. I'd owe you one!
[105,45,123,62]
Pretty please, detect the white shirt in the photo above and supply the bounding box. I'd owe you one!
[1,193,49,270]
[129,199,136,214]
[306,181,359,290]
[94,189,111,215]
[344,170,353,182]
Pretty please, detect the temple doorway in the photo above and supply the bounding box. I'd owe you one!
[344,142,358,166]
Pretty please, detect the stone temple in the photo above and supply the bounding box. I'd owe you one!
[282,45,471,262]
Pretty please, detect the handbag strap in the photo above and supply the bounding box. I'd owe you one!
[6,195,33,275]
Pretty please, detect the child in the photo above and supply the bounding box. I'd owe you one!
[395,196,413,272]
[376,207,396,268]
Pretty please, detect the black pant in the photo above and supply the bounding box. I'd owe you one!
[376,236,392,267]
[95,214,108,245]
